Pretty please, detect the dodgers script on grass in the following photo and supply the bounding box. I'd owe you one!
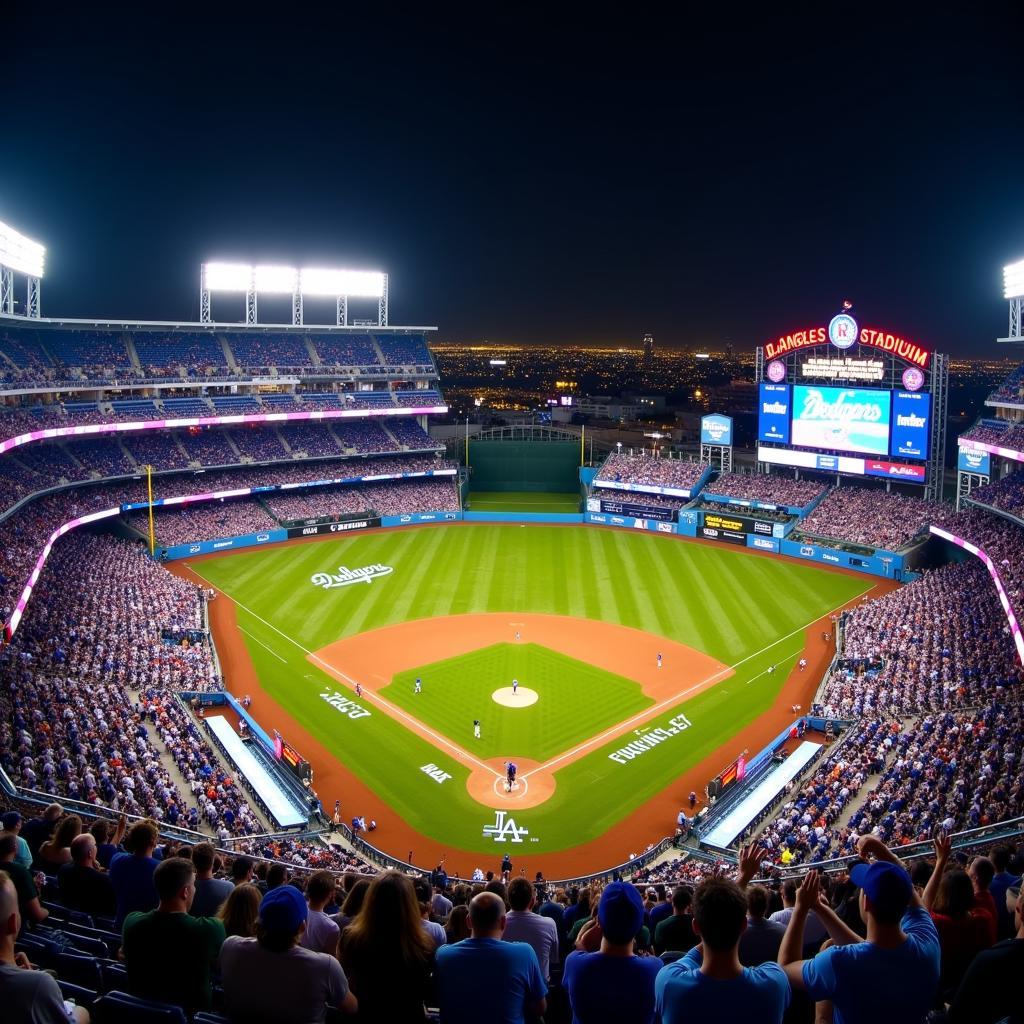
[187,525,871,862]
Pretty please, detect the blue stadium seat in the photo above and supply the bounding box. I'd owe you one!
[93,991,188,1024]
[54,950,104,990]
[58,979,100,1014]
[100,960,129,993]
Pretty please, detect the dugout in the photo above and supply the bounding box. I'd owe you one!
[465,426,582,494]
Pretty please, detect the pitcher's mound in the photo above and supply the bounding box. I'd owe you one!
[492,686,538,708]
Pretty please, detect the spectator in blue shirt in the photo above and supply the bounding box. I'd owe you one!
[434,891,546,1024]
[778,835,941,1024]
[656,843,790,1024]
[108,820,160,928]
[565,881,662,1024]
[988,844,1022,940]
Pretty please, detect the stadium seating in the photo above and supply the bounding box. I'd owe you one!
[967,470,1024,520]
[311,334,379,367]
[597,453,709,491]
[703,472,829,507]
[375,333,431,365]
[986,361,1024,405]
[796,485,957,550]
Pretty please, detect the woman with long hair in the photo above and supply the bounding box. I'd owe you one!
[444,904,470,944]
[340,870,433,1022]
[38,814,82,871]
[333,878,369,938]
[217,882,262,938]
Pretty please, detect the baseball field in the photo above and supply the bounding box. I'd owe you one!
[179,524,873,873]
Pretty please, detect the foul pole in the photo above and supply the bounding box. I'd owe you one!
[146,465,156,556]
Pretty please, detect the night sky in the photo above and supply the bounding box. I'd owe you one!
[3,9,1023,355]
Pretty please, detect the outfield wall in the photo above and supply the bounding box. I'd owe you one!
[468,439,579,493]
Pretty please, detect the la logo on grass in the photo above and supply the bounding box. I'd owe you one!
[311,564,394,589]
[483,810,530,843]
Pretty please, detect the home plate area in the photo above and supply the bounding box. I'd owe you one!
[492,686,539,707]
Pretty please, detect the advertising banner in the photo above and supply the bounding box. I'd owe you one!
[702,511,778,537]
[286,518,381,539]
[957,447,991,475]
[758,383,791,444]
[890,390,931,459]
[790,385,891,456]
[598,498,675,522]
[700,525,747,545]
[700,414,734,446]
[160,529,288,560]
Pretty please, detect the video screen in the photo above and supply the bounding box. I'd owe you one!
[790,386,890,457]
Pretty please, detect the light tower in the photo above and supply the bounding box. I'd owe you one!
[1001,258,1024,342]
[0,219,45,319]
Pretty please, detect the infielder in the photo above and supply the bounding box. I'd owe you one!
[473,719,481,739]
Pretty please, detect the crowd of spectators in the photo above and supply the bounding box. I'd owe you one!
[935,505,1024,633]
[797,485,957,550]
[332,421,398,453]
[959,420,1024,451]
[703,472,829,508]
[986,361,1024,405]
[0,534,264,836]
[819,561,1023,719]
[130,500,280,547]
[968,471,1024,521]
[310,335,380,367]
[590,488,689,511]
[597,454,709,492]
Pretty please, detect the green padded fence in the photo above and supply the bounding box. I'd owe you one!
[468,440,579,493]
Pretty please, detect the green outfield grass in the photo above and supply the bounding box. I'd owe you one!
[467,490,580,513]
[383,643,653,762]
[190,525,870,856]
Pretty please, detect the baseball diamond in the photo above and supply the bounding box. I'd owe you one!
[175,522,877,873]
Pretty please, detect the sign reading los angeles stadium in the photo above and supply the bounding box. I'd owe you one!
[764,321,931,368]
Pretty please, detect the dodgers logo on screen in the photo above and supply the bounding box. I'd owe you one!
[828,313,859,351]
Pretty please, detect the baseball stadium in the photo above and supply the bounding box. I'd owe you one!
[0,231,1023,1019]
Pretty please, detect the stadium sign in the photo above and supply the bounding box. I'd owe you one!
[311,564,394,589]
[287,517,382,538]
[700,414,734,446]
[764,323,931,368]
[957,447,991,475]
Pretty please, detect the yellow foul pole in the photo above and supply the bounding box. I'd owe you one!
[580,424,585,466]
[146,464,155,557]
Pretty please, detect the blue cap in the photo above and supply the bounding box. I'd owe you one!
[598,882,644,944]
[259,884,308,934]
[849,860,913,920]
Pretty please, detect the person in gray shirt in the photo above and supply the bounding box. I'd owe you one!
[189,843,234,918]
[739,885,787,966]
[502,877,560,981]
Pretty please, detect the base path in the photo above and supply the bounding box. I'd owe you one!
[311,613,733,810]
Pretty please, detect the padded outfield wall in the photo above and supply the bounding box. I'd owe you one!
[468,440,580,493]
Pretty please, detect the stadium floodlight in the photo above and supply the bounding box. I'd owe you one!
[0,220,45,278]
[203,262,253,292]
[254,264,298,293]
[1005,259,1024,300]
[300,267,385,297]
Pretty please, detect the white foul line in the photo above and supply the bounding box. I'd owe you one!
[523,587,872,779]
[238,626,286,663]
[186,565,502,779]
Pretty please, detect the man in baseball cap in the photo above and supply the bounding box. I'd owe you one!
[778,835,940,1024]
[220,883,357,1022]
[565,883,663,1022]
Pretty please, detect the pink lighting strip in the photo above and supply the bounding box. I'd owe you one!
[958,439,1024,465]
[0,405,448,457]
[928,524,1024,666]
